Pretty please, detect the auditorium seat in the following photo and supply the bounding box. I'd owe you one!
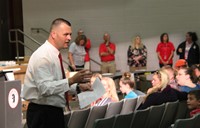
[93,116,115,128]
[104,100,123,118]
[68,108,90,128]
[85,104,108,128]
[120,98,137,114]
[113,112,134,128]
[159,100,179,128]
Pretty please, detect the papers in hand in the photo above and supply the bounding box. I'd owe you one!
[78,78,105,109]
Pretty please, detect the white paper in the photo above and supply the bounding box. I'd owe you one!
[5,72,15,81]
[78,78,105,109]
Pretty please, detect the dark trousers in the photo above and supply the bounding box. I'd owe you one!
[27,102,65,128]
[69,65,84,71]
[159,64,173,68]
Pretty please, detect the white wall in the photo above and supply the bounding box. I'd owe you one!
[22,0,200,72]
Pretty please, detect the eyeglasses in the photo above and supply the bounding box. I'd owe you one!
[154,70,162,80]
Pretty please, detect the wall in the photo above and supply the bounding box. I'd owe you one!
[22,0,200,72]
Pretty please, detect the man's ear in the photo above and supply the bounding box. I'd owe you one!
[51,30,56,39]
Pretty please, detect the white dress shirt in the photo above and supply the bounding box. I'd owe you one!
[21,40,70,108]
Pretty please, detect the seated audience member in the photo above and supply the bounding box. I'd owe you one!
[191,64,200,84]
[138,69,186,110]
[176,67,200,93]
[174,59,188,71]
[90,73,103,85]
[91,77,119,106]
[162,65,180,91]
[119,72,138,99]
[187,90,200,117]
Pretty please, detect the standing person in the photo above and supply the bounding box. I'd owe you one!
[127,35,147,72]
[99,33,116,74]
[176,32,200,67]
[77,29,91,70]
[68,34,87,71]
[156,33,175,68]
[21,18,91,128]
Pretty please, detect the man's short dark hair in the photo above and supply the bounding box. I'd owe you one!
[50,18,71,31]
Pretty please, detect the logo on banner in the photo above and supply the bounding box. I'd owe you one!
[8,88,19,109]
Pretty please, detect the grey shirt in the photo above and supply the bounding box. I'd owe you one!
[21,40,70,108]
[69,42,86,66]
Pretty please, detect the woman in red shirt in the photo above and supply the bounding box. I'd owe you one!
[156,33,175,68]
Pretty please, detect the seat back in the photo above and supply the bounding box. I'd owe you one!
[159,101,179,128]
[173,100,189,122]
[145,103,166,128]
[130,107,150,128]
[120,98,137,114]
[104,100,123,118]
[68,108,90,128]
[85,104,108,128]
[64,112,71,128]
[194,113,200,128]
[135,95,146,110]
[113,112,134,128]
[93,116,115,128]
[173,116,196,128]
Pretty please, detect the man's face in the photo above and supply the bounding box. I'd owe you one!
[103,34,110,42]
[53,23,72,50]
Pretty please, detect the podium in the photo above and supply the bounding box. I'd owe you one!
[0,80,22,128]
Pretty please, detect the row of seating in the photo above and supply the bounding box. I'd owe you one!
[92,100,191,128]
[65,99,191,128]
[65,96,145,128]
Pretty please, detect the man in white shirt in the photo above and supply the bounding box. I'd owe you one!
[21,18,91,128]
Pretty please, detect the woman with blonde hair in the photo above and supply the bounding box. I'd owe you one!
[127,35,147,72]
[92,77,119,106]
[138,69,186,109]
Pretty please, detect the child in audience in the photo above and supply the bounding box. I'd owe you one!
[187,90,200,117]
[119,72,138,99]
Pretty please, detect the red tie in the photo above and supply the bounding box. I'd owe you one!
[58,53,71,111]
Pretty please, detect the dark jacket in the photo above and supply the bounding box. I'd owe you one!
[176,41,200,67]
[138,86,187,110]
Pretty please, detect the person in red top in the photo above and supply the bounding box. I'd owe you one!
[99,33,116,74]
[156,33,175,68]
[77,29,91,70]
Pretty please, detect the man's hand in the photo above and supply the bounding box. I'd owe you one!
[79,83,93,91]
[68,69,92,85]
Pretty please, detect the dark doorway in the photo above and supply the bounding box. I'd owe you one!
[0,0,24,60]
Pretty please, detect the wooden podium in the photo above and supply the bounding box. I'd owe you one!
[0,80,22,128]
